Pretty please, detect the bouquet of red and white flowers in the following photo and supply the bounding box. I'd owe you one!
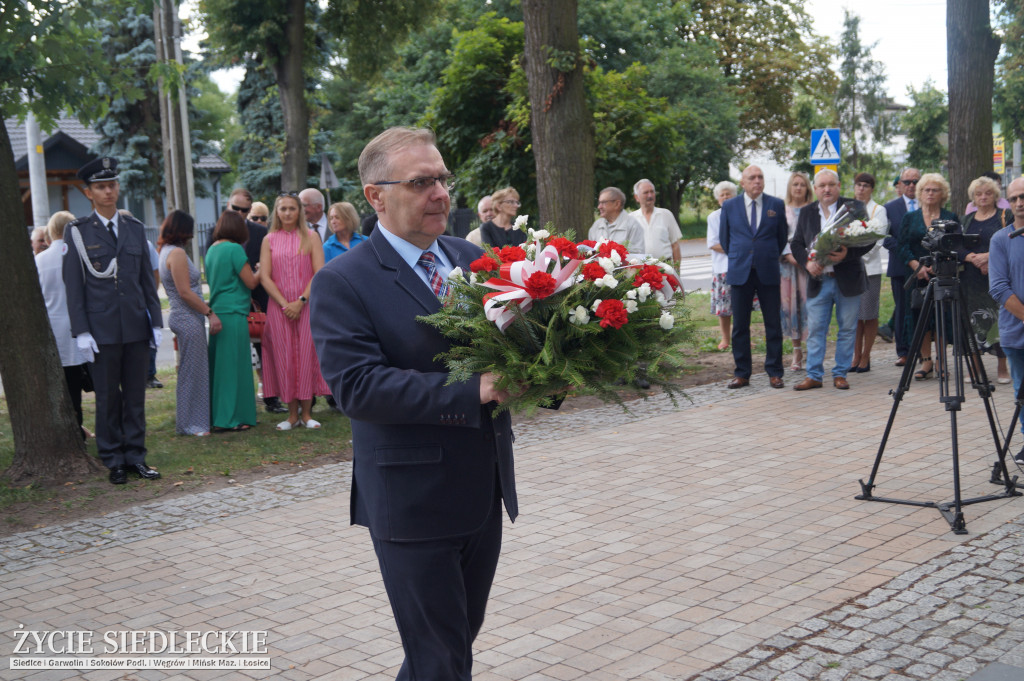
[808,204,888,266]
[419,217,693,413]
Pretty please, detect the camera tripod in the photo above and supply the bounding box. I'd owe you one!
[856,254,1020,534]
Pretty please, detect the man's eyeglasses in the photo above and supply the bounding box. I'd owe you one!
[230,203,251,214]
[372,174,456,192]
[901,179,919,186]
[250,215,268,223]
[278,191,299,197]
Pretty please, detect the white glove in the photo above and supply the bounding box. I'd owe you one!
[76,333,98,363]
[151,327,163,349]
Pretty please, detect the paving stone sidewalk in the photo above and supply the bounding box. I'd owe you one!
[4,348,1024,680]
[687,514,1024,681]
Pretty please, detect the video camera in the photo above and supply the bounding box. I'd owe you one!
[920,219,980,256]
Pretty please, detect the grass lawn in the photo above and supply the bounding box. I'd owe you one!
[0,372,352,524]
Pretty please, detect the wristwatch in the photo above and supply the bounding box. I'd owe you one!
[299,295,308,304]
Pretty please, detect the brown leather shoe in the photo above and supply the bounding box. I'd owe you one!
[833,376,850,390]
[769,376,785,389]
[895,356,907,366]
[793,377,823,391]
[727,377,750,389]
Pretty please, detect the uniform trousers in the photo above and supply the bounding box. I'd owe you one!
[92,340,149,468]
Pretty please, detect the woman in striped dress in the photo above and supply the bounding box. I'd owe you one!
[260,193,330,430]
[158,210,219,436]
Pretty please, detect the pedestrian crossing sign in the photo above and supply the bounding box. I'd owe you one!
[810,128,841,165]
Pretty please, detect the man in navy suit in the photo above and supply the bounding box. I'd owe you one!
[719,165,789,389]
[310,127,515,681]
[790,169,870,390]
[882,167,921,364]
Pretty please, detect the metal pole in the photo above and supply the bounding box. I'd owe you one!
[25,110,49,227]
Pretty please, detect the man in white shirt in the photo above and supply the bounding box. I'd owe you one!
[299,188,328,243]
[631,178,682,262]
[588,187,645,253]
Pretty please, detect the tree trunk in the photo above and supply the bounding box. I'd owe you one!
[947,0,1001,215]
[0,118,102,484]
[521,0,595,236]
[274,0,309,192]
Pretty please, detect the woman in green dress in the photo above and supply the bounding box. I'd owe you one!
[206,210,262,430]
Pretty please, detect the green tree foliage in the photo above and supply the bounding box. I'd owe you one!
[89,7,217,203]
[994,1,1024,154]
[836,10,893,171]
[903,82,948,172]
[681,0,836,158]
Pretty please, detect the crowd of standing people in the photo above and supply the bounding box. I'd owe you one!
[34,150,1024,478]
[710,164,1018,419]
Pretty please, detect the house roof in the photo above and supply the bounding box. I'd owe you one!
[4,115,231,173]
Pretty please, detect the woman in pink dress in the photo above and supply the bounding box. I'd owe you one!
[260,192,330,430]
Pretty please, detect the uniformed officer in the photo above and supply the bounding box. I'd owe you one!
[63,157,164,485]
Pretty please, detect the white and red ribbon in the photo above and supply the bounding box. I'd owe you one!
[480,244,580,332]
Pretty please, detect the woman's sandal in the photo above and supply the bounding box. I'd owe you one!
[914,357,934,380]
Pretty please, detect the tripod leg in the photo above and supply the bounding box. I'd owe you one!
[857,283,935,499]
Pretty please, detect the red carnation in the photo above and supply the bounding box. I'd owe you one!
[581,262,607,281]
[470,254,498,273]
[497,246,527,263]
[665,274,680,291]
[578,240,597,248]
[524,271,557,299]
[633,264,665,290]
[548,236,579,260]
[595,299,629,329]
[597,241,629,262]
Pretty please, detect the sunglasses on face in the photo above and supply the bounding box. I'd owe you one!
[901,179,919,186]
[230,203,251,214]
[250,215,268,223]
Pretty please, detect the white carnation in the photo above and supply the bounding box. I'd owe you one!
[625,290,637,300]
[569,305,590,325]
[597,274,618,288]
[624,299,638,313]
[637,283,652,303]
[610,250,622,266]
[598,257,615,273]
[659,312,675,330]
[448,266,464,281]
[514,215,529,229]
[591,299,603,312]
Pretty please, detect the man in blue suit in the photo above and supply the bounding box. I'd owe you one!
[882,167,921,364]
[719,165,789,389]
[310,127,516,681]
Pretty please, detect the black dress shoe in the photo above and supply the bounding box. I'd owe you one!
[146,377,163,389]
[109,466,128,485]
[128,463,161,480]
[264,397,287,414]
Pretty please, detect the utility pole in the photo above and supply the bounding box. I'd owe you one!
[154,0,198,262]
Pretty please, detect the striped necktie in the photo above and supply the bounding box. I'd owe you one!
[417,251,448,297]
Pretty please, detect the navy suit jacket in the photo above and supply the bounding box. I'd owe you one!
[309,228,517,542]
[883,196,910,277]
[63,212,162,345]
[790,198,871,299]
[719,193,788,286]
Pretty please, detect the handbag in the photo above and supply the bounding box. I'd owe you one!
[247,300,266,342]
